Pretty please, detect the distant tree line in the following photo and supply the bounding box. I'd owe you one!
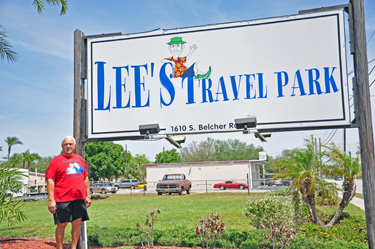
[156,137,275,173]
[85,141,150,182]
[2,136,277,182]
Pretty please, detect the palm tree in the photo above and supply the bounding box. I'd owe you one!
[9,153,23,166]
[323,143,362,227]
[274,138,325,227]
[33,0,68,15]
[316,179,338,205]
[26,152,41,170]
[0,24,18,62]
[19,150,31,169]
[1,0,68,62]
[5,137,23,165]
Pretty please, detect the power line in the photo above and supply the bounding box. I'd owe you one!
[0,128,59,142]
[322,129,335,144]
[322,129,338,145]
[350,79,375,108]
[367,29,375,45]
[369,64,375,76]
[368,78,375,88]
[347,57,375,76]
[322,130,337,146]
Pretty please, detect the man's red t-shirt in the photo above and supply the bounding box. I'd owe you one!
[45,154,88,202]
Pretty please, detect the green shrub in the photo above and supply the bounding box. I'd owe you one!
[267,187,290,197]
[245,197,295,229]
[238,229,270,248]
[297,214,367,244]
[87,224,232,247]
[86,223,368,249]
[315,195,338,206]
[290,235,368,249]
[87,225,139,247]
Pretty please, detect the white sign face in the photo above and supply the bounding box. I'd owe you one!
[87,9,350,140]
[259,152,267,161]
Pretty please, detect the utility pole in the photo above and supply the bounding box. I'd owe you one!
[350,0,375,247]
[74,29,87,249]
[163,146,165,163]
[125,144,128,163]
[319,138,322,170]
[343,128,347,152]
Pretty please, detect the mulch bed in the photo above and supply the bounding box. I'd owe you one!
[0,237,201,249]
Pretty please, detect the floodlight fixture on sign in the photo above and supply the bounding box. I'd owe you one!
[234,117,257,133]
[260,132,272,138]
[254,132,267,143]
[139,124,160,139]
[166,135,186,149]
[170,135,186,144]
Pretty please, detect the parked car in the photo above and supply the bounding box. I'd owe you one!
[114,179,139,189]
[282,178,292,186]
[260,178,273,186]
[135,182,147,189]
[335,176,343,181]
[156,174,191,195]
[214,181,248,190]
[90,183,118,194]
[273,178,292,186]
[273,178,283,186]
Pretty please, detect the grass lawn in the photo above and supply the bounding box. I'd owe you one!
[337,188,364,199]
[355,193,364,199]
[0,192,265,239]
[0,191,366,246]
[317,202,366,218]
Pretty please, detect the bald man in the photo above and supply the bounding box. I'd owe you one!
[45,136,91,249]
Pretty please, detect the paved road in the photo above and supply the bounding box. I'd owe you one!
[325,179,363,194]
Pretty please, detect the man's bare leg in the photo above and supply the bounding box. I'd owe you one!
[71,218,82,249]
[56,222,68,249]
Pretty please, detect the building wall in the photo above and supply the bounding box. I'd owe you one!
[145,161,265,191]
[28,172,46,192]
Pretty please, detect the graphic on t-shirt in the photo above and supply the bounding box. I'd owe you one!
[66,162,84,174]
[161,36,211,80]
[74,162,84,173]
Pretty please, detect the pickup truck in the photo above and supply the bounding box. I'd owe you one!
[156,174,191,195]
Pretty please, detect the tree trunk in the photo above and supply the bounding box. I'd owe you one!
[307,193,324,226]
[325,179,355,227]
[326,205,346,228]
[22,160,26,168]
[7,147,11,165]
[300,177,324,226]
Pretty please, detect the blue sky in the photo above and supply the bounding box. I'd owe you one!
[0,0,374,161]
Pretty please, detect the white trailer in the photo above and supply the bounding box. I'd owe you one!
[143,160,267,192]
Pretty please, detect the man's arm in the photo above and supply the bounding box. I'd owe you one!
[47,178,56,214]
[84,176,91,208]
[186,44,197,60]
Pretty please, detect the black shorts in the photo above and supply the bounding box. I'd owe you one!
[53,199,89,225]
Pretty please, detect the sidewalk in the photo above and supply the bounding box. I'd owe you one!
[338,191,364,210]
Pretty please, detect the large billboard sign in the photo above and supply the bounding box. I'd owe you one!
[87,9,350,140]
